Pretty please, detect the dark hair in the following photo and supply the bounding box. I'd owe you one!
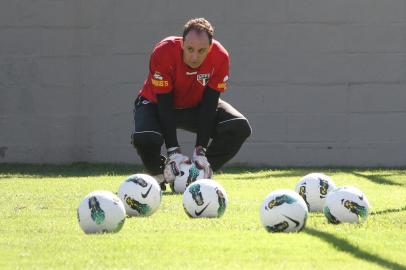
[183,18,214,44]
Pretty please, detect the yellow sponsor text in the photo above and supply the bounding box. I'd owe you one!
[151,79,169,87]
[217,82,227,90]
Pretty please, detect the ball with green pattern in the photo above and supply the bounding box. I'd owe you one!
[77,190,126,234]
[295,173,336,212]
[323,186,369,224]
[118,174,162,217]
[260,189,308,233]
[182,179,228,218]
[170,162,204,193]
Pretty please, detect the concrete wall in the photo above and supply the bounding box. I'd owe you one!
[1,0,405,166]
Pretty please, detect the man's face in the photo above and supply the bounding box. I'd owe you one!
[182,30,211,69]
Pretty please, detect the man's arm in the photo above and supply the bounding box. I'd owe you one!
[156,92,179,149]
[157,92,192,183]
[196,86,220,148]
[192,87,220,178]
[149,41,192,182]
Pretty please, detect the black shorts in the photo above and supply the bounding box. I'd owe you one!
[132,95,248,140]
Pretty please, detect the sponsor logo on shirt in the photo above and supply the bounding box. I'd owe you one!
[217,83,226,89]
[153,72,163,80]
[217,75,229,90]
[151,71,169,87]
[197,73,210,86]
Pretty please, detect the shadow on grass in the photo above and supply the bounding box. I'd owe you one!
[162,190,181,196]
[305,227,406,270]
[231,173,273,181]
[221,168,328,180]
[352,172,404,186]
[370,205,406,216]
[0,164,329,179]
[1,163,406,182]
[219,167,274,174]
[265,168,406,181]
[225,168,389,180]
[0,163,141,178]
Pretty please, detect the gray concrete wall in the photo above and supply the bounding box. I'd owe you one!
[1,0,405,166]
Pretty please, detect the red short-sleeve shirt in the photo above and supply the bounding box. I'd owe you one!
[139,36,230,108]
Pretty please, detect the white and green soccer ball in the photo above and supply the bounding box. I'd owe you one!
[260,189,308,233]
[170,162,204,193]
[77,190,126,234]
[118,174,162,217]
[295,173,336,212]
[182,179,228,218]
[323,186,369,224]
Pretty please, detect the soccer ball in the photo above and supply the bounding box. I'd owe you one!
[295,173,336,212]
[260,189,308,233]
[77,190,126,234]
[117,174,162,217]
[182,179,228,218]
[323,186,369,224]
[170,162,204,193]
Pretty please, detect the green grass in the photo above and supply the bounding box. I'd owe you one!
[0,164,406,270]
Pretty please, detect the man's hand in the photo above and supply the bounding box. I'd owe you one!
[163,147,190,183]
[192,146,213,178]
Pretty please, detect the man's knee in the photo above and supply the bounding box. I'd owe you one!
[131,131,164,148]
[218,118,251,140]
[238,119,252,139]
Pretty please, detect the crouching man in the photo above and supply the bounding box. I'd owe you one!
[131,18,251,190]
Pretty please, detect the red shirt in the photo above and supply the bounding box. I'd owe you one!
[139,36,230,108]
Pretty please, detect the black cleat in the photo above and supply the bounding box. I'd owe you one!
[160,182,166,191]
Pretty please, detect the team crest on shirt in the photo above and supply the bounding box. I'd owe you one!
[197,73,210,86]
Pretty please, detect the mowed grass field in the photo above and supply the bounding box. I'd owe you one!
[0,164,405,270]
